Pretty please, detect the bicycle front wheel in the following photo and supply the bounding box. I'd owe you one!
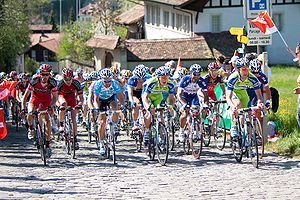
[38,122,47,166]
[247,123,259,168]
[214,115,227,150]
[156,122,169,166]
[231,125,243,163]
[192,122,203,159]
[70,118,76,159]
[254,119,264,158]
[148,126,156,161]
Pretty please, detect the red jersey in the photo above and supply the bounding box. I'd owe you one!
[203,74,223,100]
[27,76,57,101]
[16,81,29,95]
[57,79,82,99]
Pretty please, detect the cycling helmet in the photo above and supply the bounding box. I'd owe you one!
[168,60,176,68]
[207,62,221,71]
[156,66,170,77]
[133,66,147,79]
[0,72,6,80]
[99,68,113,79]
[190,64,203,73]
[110,66,120,76]
[235,58,248,69]
[143,66,149,73]
[179,68,188,76]
[249,59,262,73]
[55,74,63,81]
[90,71,99,80]
[19,73,28,81]
[10,71,17,78]
[76,68,84,75]
[62,67,74,78]
[122,70,132,78]
[39,64,52,73]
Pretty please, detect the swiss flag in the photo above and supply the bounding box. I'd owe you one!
[248,11,278,34]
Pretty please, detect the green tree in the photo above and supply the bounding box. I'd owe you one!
[58,21,94,62]
[48,9,58,32]
[68,6,76,23]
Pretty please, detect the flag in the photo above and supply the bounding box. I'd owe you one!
[176,57,182,70]
[248,11,278,35]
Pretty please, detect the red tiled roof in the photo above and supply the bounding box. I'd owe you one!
[115,3,144,25]
[30,24,53,31]
[86,35,120,50]
[30,33,63,53]
[39,39,59,54]
[125,37,213,61]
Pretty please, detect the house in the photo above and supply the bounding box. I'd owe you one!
[143,0,300,64]
[25,32,63,72]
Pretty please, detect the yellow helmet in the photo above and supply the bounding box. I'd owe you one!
[122,70,132,78]
[179,68,188,76]
[110,66,120,76]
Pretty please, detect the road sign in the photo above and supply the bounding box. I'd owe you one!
[229,27,244,36]
[245,0,270,19]
[247,21,272,46]
[237,35,248,44]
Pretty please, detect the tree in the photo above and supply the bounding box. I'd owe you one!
[0,0,31,72]
[48,9,58,32]
[68,6,76,23]
[58,21,94,62]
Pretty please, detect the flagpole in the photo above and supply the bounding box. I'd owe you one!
[276,30,288,48]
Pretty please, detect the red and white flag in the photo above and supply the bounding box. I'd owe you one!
[248,11,278,35]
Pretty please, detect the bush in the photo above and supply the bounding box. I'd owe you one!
[24,56,39,74]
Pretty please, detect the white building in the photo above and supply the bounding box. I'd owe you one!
[143,0,300,64]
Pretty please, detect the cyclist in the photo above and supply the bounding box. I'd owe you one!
[219,59,233,81]
[142,66,176,145]
[21,64,58,158]
[57,68,83,150]
[128,64,151,131]
[177,64,209,142]
[204,62,226,101]
[74,68,85,83]
[87,72,98,134]
[226,58,264,139]
[94,68,124,155]
[16,73,29,103]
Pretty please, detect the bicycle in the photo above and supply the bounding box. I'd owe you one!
[230,106,260,168]
[203,100,227,150]
[182,105,204,159]
[13,101,22,132]
[131,104,144,152]
[60,105,81,159]
[164,106,176,151]
[121,101,132,137]
[147,104,169,166]
[97,109,121,164]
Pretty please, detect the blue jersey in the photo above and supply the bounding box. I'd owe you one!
[127,74,151,90]
[93,79,121,100]
[247,72,268,102]
[179,75,207,97]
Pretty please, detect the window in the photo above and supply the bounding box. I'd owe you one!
[183,15,190,32]
[163,11,169,27]
[155,6,160,25]
[212,15,221,32]
[273,13,282,31]
[171,13,175,29]
[151,6,155,25]
[31,50,36,59]
[43,50,48,61]
[146,5,151,24]
[176,13,183,30]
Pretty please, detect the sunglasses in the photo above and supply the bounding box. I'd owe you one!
[64,77,72,81]
[103,79,112,83]
[159,76,169,81]
[192,72,201,76]
[240,67,249,72]
[41,73,50,77]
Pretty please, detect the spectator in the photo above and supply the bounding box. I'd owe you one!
[293,75,300,126]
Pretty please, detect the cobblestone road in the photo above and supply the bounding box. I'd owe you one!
[0,124,300,199]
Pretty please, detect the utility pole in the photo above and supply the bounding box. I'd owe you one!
[59,0,62,32]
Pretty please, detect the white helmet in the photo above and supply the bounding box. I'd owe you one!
[99,68,113,79]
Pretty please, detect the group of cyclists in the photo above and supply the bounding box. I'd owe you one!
[0,50,271,161]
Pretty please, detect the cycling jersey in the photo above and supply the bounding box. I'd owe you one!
[203,74,223,101]
[143,77,175,106]
[227,71,261,108]
[247,72,269,106]
[15,81,29,95]
[27,76,57,109]
[81,81,92,97]
[93,80,121,100]
[57,80,82,107]
[128,75,151,90]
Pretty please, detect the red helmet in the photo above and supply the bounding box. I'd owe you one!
[62,67,73,78]
[208,62,220,71]
[10,71,17,78]
[39,64,52,73]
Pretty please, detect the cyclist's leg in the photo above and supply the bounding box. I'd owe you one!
[57,95,67,132]
[98,99,108,140]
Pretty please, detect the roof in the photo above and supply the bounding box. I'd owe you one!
[30,33,63,53]
[125,37,213,61]
[115,3,144,25]
[143,0,189,6]
[143,0,209,12]
[30,24,53,31]
[86,35,120,50]
[195,31,244,58]
[79,3,96,16]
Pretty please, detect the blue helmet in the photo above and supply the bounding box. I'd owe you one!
[155,66,170,77]
[249,59,262,73]
[235,58,248,68]
[190,64,203,73]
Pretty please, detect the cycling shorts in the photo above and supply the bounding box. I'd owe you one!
[133,90,142,102]
[232,90,249,108]
[29,97,51,110]
[58,95,76,108]
[98,95,116,112]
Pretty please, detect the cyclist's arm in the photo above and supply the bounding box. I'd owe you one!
[220,83,226,97]
[226,89,236,109]
[127,86,134,102]
[16,89,22,103]
[77,93,84,105]
[21,88,30,110]
[264,85,271,101]
[94,94,100,109]
[198,89,209,105]
[51,91,58,107]
[254,89,263,104]
[117,92,125,105]
[176,88,186,106]
[142,92,151,110]
[88,92,94,109]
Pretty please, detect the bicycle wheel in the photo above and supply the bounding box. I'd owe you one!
[64,116,71,155]
[214,115,227,150]
[231,125,243,163]
[169,120,175,151]
[70,118,76,159]
[15,103,19,132]
[38,122,47,166]
[156,122,169,166]
[192,122,203,159]
[148,126,156,161]
[254,119,264,158]
[111,132,116,164]
[183,124,190,154]
[247,123,259,168]
[203,123,211,147]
